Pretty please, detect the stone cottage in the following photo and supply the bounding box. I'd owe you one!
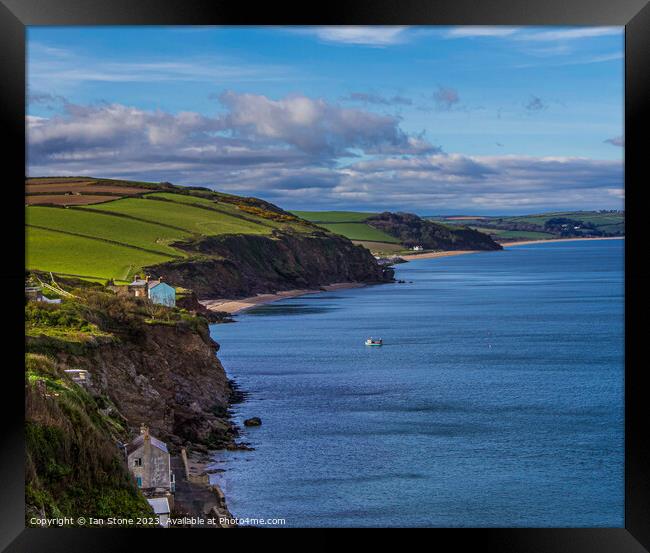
[127,276,149,298]
[125,425,174,495]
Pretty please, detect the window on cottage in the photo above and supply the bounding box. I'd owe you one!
[134,458,142,467]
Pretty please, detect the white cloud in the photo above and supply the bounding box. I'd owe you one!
[332,154,623,211]
[444,26,622,43]
[520,27,622,42]
[29,46,295,88]
[446,27,519,38]
[28,93,435,177]
[218,91,431,155]
[27,95,622,212]
[310,26,410,46]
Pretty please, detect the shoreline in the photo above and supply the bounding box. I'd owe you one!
[499,236,624,248]
[401,236,624,261]
[200,282,367,314]
[200,237,624,314]
[400,249,481,261]
[204,233,624,524]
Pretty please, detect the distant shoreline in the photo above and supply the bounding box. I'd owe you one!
[400,249,481,261]
[499,236,624,248]
[402,235,624,261]
[201,237,624,315]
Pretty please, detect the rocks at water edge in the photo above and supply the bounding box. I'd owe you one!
[244,417,262,427]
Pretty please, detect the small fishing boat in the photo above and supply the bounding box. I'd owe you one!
[365,337,383,346]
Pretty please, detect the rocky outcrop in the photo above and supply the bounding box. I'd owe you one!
[146,230,394,299]
[48,320,234,451]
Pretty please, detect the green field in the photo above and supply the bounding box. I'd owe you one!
[26,227,173,281]
[84,197,275,236]
[26,181,320,282]
[289,211,401,244]
[317,222,400,243]
[501,212,624,230]
[470,227,555,240]
[291,210,377,223]
[27,205,191,257]
[435,210,624,241]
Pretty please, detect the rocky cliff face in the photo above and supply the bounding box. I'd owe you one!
[59,325,232,450]
[25,291,239,521]
[146,230,394,299]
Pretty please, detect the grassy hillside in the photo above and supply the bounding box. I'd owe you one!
[291,211,402,248]
[316,223,401,243]
[26,227,175,282]
[292,210,378,223]
[25,351,153,523]
[26,177,317,283]
[290,210,501,253]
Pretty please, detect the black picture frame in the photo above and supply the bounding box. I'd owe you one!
[1,0,647,549]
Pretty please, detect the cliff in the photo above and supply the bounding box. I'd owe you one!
[25,289,236,522]
[26,291,234,449]
[367,212,503,251]
[146,230,394,299]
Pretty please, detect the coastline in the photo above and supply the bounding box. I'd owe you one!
[208,233,624,527]
[401,236,624,261]
[200,237,625,315]
[500,236,624,248]
[201,282,367,314]
[400,249,481,261]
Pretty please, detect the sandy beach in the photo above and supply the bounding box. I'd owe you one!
[201,282,367,314]
[500,236,624,248]
[400,249,481,261]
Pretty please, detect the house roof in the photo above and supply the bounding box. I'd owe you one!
[146,497,170,515]
[148,280,175,291]
[128,279,148,287]
[125,433,169,455]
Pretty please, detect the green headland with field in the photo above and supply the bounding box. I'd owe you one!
[25,177,393,299]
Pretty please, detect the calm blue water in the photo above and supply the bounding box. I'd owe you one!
[209,239,624,528]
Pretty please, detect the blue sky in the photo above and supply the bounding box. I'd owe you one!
[27,26,624,214]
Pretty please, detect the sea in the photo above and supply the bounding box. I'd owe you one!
[209,239,625,528]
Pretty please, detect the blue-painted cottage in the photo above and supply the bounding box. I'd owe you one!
[147,278,176,307]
